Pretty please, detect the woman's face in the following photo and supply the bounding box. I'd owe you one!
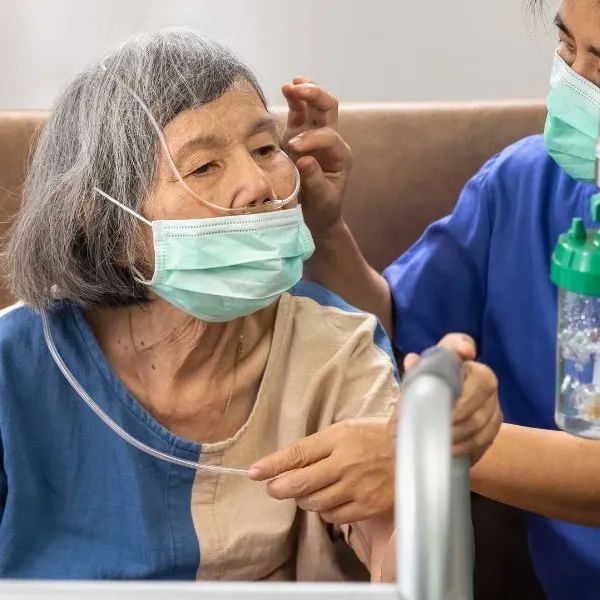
[143,80,296,221]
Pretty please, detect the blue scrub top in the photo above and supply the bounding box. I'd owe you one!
[384,134,600,600]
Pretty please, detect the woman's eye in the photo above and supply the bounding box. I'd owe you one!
[253,145,278,158]
[192,161,217,176]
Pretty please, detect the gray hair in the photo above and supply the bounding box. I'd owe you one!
[3,28,266,310]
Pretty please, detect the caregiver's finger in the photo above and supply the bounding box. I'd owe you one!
[288,127,350,165]
[452,393,497,443]
[248,428,334,480]
[320,502,366,526]
[403,333,476,373]
[436,333,477,361]
[282,82,306,129]
[264,459,338,500]
[452,361,498,424]
[295,481,352,513]
[403,352,419,370]
[289,83,338,128]
[293,76,315,85]
[452,405,503,459]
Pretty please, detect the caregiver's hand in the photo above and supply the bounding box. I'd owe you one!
[390,334,502,465]
[281,78,351,240]
[249,418,393,525]
[249,334,500,525]
[250,419,394,524]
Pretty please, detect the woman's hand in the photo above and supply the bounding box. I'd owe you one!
[249,418,394,525]
[281,78,352,240]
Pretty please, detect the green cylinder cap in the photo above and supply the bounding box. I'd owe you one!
[551,194,600,296]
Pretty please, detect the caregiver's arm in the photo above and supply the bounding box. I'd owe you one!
[280,79,392,332]
[284,81,495,353]
[471,424,600,527]
[305,222,394,335]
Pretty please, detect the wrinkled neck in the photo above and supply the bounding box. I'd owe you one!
[84,296,277,382]
[84,297,277,443]
[85,297,238,376]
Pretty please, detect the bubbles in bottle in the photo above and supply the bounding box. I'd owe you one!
[557,292,600,434]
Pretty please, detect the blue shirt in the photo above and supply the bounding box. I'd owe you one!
[384,134,600,600]
[0,303,201,579]
[0,283,397,580]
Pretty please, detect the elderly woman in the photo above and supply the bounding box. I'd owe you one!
[0,29,500,581]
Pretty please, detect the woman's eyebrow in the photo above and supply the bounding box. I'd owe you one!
[246,115,278,138]
[172,132,223,164]
[172,115,278,164]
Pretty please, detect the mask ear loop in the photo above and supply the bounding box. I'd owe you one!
[99,59,300,215]
[94,187,152,226]
[93,187,154,284]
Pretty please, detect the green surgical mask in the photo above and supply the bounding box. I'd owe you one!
[94,187,315,322]
[544,51,600,182]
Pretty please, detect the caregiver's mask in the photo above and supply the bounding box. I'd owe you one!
[545,50,600,182]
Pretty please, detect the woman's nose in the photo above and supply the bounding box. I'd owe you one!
[230,156,275,211]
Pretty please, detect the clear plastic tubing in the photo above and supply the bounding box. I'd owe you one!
[41,311,250,476]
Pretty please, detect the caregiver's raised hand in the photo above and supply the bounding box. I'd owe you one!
[281,77,351,240]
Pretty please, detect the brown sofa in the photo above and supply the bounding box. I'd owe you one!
[0,103,547,598]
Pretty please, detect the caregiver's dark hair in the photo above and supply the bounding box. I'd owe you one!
[3,28,266,311]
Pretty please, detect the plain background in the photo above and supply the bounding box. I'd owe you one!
[0,0,558,109]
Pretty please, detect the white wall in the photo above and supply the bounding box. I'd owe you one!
[0,0,558,109]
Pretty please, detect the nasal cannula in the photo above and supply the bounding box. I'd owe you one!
[41,311,250,477]
[98,58,299,216]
